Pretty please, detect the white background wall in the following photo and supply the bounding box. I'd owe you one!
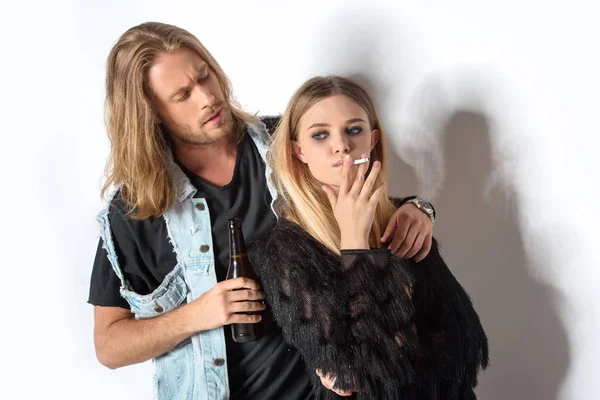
[1,0,598,399]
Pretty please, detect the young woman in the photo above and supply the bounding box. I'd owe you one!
[249,76,488,399]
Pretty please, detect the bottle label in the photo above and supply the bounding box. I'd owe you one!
[229,253,248,259]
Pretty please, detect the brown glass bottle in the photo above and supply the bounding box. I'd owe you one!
[226,217,263,343]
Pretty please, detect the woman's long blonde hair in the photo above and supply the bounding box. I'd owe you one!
[102,22,257,219]
[269,76,397,254]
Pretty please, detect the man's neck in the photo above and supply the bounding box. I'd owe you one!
[173,135,240,187]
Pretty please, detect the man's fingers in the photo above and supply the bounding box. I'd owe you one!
[316,370,354,396]
[218,277,260,291]
[388,219,409,253]
[228,300,266,314]
[413,234,432,263]
[405,232,425,259]
[333,389,354,396]
[396,226,418,257]
[227,289,264,302]
[228,313,262,324]
[381,214,397,243]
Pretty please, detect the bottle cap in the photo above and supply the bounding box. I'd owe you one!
[228,217,242,229]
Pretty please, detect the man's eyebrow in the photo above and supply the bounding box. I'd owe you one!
[307,118,366,130]
[169,64,209,101]
[169,85,192,101]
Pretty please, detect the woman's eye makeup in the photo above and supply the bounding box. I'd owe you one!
[310,125,363,140]
[312,131,328,140]
[346,125,363,135]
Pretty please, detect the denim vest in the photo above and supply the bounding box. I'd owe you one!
[97,122,278,399]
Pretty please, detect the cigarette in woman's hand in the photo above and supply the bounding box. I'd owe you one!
[353,157,370,165]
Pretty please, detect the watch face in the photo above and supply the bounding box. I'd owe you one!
[407,198,435,224]
[421,202,433,213]
[413,199,433,216]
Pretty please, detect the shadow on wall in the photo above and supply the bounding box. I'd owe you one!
[431,111,570,399]
[309,8,570,400]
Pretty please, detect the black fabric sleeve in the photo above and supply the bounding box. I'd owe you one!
[408,239,489,397]
[88,201,139,309]
[249,220,418,400]
[88,238,131,309]
[88,196,177,309]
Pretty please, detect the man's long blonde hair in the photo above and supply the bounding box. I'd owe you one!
[102,22,257,218]
[269,76,397,254]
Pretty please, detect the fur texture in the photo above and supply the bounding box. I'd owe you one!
[249,219,488,400]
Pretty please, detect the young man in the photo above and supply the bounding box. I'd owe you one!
[89,22,436,399]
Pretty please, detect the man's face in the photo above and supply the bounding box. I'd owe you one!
[148,47,234,146]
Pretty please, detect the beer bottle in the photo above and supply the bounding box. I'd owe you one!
[226,217,263,343]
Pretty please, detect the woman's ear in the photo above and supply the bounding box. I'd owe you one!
[370,129,381,150]
[292,141,308,163]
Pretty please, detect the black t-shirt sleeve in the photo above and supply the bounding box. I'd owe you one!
[88,238,131,309]
[87,197,177,309]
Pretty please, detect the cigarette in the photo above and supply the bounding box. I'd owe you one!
[353,157,370,165]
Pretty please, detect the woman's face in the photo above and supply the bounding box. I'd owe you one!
[294,95,379,189]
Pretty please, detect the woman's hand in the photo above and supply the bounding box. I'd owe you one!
[322,154,386,250]
[316,369,356,397]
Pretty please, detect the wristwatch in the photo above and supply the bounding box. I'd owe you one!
[403,197,436,227]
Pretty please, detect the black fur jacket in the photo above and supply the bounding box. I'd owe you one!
[249,219,489,400]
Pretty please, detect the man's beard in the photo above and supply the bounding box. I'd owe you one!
[167,109,236,146]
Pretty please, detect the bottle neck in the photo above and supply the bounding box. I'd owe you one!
[229,226,247,257]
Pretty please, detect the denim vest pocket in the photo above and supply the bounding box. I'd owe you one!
[121,267,188,320]
[183,253,212,276]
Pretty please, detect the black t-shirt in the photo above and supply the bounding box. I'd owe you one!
[89,132,313,399]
